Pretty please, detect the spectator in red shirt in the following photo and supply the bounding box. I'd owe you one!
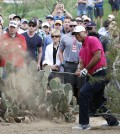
[0,20,27,68]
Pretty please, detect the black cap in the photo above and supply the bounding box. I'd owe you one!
[13,15,21,21]
[86,21,96,27]
[28,19,37,26]
[46,15,54,20]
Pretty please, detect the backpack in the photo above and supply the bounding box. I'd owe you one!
[108,0,113,4]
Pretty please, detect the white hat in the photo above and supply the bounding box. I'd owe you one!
[108,14,115,20]
[72,25,86,35]
[42,22,50,28]
[9,21,18,28]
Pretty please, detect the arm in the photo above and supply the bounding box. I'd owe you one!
[85,50,101,71]
[37,47,42,70]
[94,0,102,4]
[59,49,64,63]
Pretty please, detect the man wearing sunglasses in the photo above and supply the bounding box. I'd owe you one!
[22,19,42,70]
[59,19,82,103]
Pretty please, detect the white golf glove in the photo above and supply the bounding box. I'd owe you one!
[80,68,88,76]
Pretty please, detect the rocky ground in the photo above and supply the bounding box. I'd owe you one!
[0,116,120,134]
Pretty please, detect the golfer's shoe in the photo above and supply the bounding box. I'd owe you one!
[72,124,91,130]
[102,121,120,126]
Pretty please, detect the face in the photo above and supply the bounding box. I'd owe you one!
[13,18,21,26]
[46,19,54,26]
[69,21,77,32]
[21,23,28,30]
[51,34,60,44]
[74,31,86,42]
[42,26,50,34]
[28,23,37,32]
[54,23,62,31]
[8,26,18,36]
[63,18,70,29]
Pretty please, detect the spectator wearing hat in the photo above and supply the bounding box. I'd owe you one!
[52,2,72,21]
[107,14,115,22]
[72,25,119,130]
[76,17,83,26]
[54,20,63,32]
[59,19,82,103]
[108,0,120,17]
[75,0,87,17]
[13,15,21,26]
[22,19,42,70]
[42,22,50,36]
[8,14,16,21]
[19,19,28,34]
[94,0,104,28]
[46,15,54,28]
[0,20,27,71]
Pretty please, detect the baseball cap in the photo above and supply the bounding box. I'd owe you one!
[86,21,96,27]
[13,15,21,21]
[108,14,115,21]
[9,21,18,28]
[9,14,16,19]
[46,15,54,20]
[28,19,37,26]
[55,20,62,25]
[83,17,91,22]
[72,25,86,35]
[42,22,50,28]
[21,18,28,24]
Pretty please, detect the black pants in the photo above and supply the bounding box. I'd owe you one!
[79,69,118,125]
[64,62,86,103]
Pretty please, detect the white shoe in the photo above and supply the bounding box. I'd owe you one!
[72,124,91,130]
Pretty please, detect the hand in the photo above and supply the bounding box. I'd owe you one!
[75,69,81,77]
[80,68,88,76]
[51,65,58,71]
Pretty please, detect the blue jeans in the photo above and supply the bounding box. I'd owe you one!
[87,6,94,20]
[79,69,110,125]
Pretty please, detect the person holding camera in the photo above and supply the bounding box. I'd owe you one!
[52,2,72,21]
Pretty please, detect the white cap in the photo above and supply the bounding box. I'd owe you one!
[9,21,18,28]
[42,22,50,28]
[108,14,115,22]
[72,25,86,35]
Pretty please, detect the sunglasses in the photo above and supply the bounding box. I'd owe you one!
[28,24,36,27]
[70,25,77,28]
[51,35,60,38]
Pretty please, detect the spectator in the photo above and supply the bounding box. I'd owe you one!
[107,14,115,22]
[22,19,42,70]
[52,2,72,21]
[8,14,16,21]
[0,20,27,78]
[72,25,119,130]
[62,16,71,34]
[19,19,28,34]
[54,20,63,32]
[76,17,83,26]
[42,29,61,71]
[108,0,120,17]
[46,15,54,29]
[86,0,94,20]
[59,19,82,103]
[75,0,87,17]
[94,0,104,28]
[0,23,3,36]
[42,22,50,36]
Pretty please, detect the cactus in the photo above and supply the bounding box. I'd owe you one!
[49,78,61,91]
[64,83,73,105]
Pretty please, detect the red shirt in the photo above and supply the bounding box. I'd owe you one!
[0,33,27,67]
[79,36,107,74]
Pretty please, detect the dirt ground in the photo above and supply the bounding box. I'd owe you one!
[0,116,120,134]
